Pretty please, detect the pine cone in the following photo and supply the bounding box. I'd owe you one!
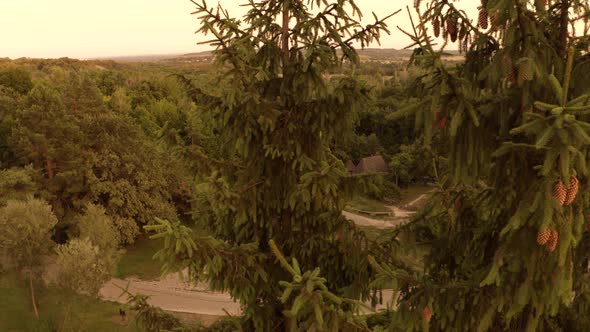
[537,228,552,246]
[422,307,433,322]
[478,8,489,29]
[546,229,559,253]
[518,61,531,83]
[508,68,517,83]
[447,16,458,42]
[490,11,500,32]
[564,176,579,205]
[433,17,441,38]
[458,24,467,40]
[501,55,515,82]
[553,181,567,206]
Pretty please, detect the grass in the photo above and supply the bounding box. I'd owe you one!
[116,223,213,280]
[346,195,391,214]
[0,273,138,332]
[397,185,434,208]
[117,235,164,280]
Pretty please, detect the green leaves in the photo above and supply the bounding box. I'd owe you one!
[270,239,366,331]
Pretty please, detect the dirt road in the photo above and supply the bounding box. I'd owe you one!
[99,195,430,318]
[99,272,241,316]
[342,211,406,228]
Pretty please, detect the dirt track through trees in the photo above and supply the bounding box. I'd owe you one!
[100,196,429,317]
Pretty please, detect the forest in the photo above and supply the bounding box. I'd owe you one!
[2,0,590,331]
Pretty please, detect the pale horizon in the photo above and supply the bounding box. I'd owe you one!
[0,0,479,60]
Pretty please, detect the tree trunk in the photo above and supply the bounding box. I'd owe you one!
[45,159,54,179]
[29,271,39,319]
[282,0,290,64]
[560,0,569,58]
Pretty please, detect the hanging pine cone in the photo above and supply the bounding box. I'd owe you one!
[422,307,433,322]
[564,176,579,205]
[537,228,552,245]
[518,61,532,83]
[547,229,559,253]
[508,68,517,83]
[478,7,489,29]
[433,17,441,37]
[553,181,567,206]
[490,11,500,32]
[447,16,458,42]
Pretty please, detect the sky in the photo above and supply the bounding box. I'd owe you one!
[0,0,479,59]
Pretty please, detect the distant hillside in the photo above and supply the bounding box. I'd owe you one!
[89,48,463,64]
[87,53,185,62]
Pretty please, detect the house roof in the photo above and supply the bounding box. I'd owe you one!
[354,155,387,174]
[345,160,356,172]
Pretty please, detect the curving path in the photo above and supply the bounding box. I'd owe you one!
[99,272,240,316]
[99,195,431,318]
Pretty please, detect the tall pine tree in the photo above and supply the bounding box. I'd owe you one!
[371,0,590,330]
[148,0,397,330]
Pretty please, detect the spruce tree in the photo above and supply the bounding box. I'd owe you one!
[148,0,396,329]
[371,0,590,330]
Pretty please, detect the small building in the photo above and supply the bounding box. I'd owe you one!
[354,155,388,174]
[345,160,356,173]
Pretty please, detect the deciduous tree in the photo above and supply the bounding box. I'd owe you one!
[0,199,58,318]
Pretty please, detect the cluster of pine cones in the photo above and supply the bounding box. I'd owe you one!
[553,176,579,206]
[431,14,468,43]
[538,176,580,253]
[477,1,501,32]
[500,55,533,84]
[537,228,559,253]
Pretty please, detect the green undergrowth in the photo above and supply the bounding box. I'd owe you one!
[346,195,391,214]
[117,224,212,280]
[117,235,164,280]
[0,273,138,332]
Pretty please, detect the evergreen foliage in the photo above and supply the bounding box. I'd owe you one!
[148,0,398,329]
[375,0,590,330]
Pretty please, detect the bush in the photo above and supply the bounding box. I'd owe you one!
[55,238,119,297]
[77,204,120,252]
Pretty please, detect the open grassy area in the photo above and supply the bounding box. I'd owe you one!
[346,195,391,214]
[116,235,164,280]
[0,273,138,332]
[397,185,434,208]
